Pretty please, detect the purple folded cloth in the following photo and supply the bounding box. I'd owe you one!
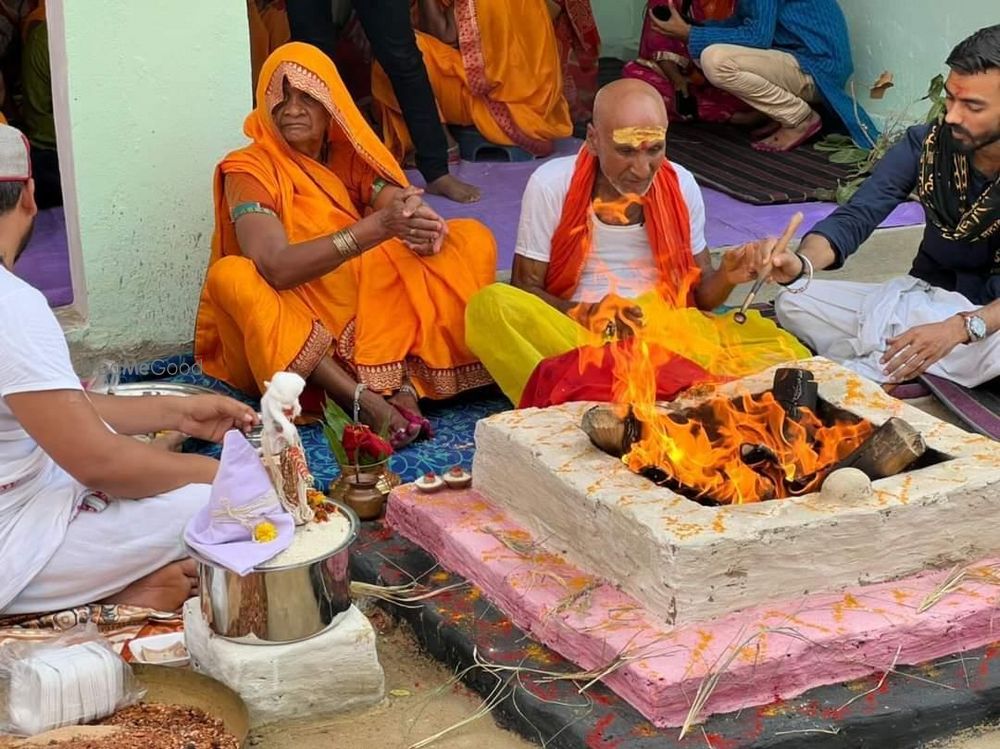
[184,430,294,575]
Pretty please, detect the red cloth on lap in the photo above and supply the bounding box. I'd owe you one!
[519,341,715,409]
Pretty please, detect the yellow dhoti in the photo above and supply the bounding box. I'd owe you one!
[466,284,810,404]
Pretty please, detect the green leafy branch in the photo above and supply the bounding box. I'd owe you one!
[814,74,946,204]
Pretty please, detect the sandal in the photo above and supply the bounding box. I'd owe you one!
[751,115,822,153]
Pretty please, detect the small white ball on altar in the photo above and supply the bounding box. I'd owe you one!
[820,468,872,502]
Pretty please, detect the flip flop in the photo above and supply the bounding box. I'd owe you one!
[751,116,822,153]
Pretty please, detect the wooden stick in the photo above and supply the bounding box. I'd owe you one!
[734,211,805,324]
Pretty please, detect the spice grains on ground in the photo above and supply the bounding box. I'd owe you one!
[44,703,242,749]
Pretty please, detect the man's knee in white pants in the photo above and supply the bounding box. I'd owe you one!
[773,290,804,331]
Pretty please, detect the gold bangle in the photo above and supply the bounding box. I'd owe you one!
[343,227,360,255]
[331,229,358,260]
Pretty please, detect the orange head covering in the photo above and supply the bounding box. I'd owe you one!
[211,42,407,260]
[543,148,698,306]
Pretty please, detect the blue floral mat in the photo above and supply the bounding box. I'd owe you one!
[118,354,511,486]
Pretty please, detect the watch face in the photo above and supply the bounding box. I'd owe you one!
[970,315,987,339]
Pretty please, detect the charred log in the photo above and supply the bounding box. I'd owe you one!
[772,368,818,420]
[834,417,925,480]
[580,405,641,458]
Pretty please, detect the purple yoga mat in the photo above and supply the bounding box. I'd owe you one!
[13,206,73,307]
[411,139,925,270]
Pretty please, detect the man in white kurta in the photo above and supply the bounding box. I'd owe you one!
[770,27,1000,388]
[0,124,256,615]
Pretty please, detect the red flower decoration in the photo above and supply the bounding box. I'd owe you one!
[342,424,394,462]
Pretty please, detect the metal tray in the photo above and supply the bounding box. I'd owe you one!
[92,381,218,397]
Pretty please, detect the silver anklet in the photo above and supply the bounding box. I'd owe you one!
[353,383,367,423]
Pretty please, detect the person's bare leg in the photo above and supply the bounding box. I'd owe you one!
[309,356,417,442]
[101,559,198,611]
[387,387,422,417]
[426,173,481,203]
[426,126,481,203]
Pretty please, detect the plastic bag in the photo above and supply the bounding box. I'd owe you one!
[0,624,144,736]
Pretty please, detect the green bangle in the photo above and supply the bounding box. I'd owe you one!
[231,201,277,222]
[370,178,389,205]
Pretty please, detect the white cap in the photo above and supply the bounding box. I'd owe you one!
[0,124,31,182]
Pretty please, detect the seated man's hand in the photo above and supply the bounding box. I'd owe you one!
[174,394,258,443]
[768,243,806,285]
[880,316,968,382]
[720,238,775,285]
[570,294,644,340]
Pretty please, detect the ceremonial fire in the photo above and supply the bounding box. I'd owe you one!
[576,197,925,504]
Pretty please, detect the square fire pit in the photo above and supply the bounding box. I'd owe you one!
[472,358,1000,626]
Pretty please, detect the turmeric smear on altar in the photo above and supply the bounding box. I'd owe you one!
[611,126,667,148]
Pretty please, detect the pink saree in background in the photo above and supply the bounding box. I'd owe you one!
[622,0,750,123]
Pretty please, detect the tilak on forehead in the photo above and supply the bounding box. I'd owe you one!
[612,126,667,148]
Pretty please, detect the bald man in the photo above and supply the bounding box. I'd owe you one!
[465,79,808,405]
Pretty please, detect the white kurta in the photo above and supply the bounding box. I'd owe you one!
[0,266,208,615]
[775,275,1000,388]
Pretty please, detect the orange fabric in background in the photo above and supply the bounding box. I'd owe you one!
[247,0,291,95]
[194,43,496,399]
[545,148,698,304]
[552,0,601,122]
[372,0,572,159]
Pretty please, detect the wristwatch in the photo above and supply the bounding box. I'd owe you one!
[958,312,988,343]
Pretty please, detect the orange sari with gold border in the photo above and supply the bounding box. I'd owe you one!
[551,0,600,122]
[372,0,573,160]
[194,43,496,399]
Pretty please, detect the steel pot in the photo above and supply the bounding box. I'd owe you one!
[192,502,359,645]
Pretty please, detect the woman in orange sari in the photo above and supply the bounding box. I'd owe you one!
[372,0,573,161]
[246,0,290,93]
[194,43,497,447]
[547,0,601,123]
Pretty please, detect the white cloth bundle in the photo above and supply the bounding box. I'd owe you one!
[3,639,139,736]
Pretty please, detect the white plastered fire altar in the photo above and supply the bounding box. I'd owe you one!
[387,357,1000,728]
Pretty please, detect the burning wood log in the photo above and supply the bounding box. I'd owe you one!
[834,417,926,480]
[580,405,641,458]
[772,367,818,420]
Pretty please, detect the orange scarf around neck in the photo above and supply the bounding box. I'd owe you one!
[544,148,698,306]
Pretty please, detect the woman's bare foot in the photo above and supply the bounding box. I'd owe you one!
[387,388,422,418]
[102,559,198,611]
[358,389,419,447]
[752,111,822,152]
[426,173,481,203]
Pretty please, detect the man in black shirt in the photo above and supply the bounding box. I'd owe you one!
[769,25,999,388]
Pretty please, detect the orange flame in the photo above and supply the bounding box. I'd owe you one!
[593,194,641,226]
[579,246,869,503]
[625,391,873,504]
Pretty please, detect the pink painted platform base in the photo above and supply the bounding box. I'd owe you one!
[387,484,1000,729]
